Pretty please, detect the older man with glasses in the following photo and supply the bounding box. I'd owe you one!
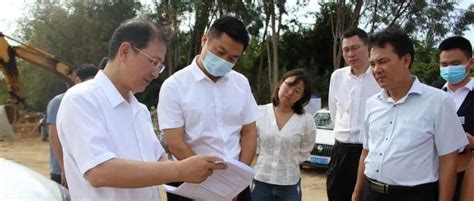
[56,18,226,201]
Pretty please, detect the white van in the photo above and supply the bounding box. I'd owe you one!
[302,109,335,168]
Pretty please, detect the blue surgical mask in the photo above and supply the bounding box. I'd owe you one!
[202,50,235,77]
[440,63,468,84]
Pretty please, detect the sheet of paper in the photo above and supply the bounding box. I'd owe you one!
[164,158,255,201]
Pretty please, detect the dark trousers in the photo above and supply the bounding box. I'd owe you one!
[362,178,438,201]
[166,182,251,201]
[326,141,363,201]
[50,173,61,185]
[250,179,301,201]
[454,171,465,201]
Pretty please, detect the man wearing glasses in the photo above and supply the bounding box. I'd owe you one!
[327,27,381,201]
[56,19,226,201]
[158,16,259,201]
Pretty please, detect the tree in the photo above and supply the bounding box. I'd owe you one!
[16,0,140,111]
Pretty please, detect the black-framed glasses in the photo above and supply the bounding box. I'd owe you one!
[134,47,166,73]
[342,44,364,54]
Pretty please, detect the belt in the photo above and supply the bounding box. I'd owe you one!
[334,141,362,149]
[366,177,436,194]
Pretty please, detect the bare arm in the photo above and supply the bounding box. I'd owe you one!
[352,149,368,201]
[239,122,257,166]
[49,124,64,171]
[461,159,474,201]
[163,127,196,160]
[438,151,458,201]
[84,155,225,188]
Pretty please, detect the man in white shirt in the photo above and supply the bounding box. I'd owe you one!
[57,18,226,201]
[352,28,468,201]
[47,64,99,188]
[158,16,259,201]
[327,27,380,201]
[437,36,474,201]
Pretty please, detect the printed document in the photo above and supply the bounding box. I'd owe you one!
[164,158,255,201]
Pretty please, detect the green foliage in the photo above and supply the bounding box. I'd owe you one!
[15,0,140,111]
[18,62,68,111]
[8,0,472,110]
[410,61,444,89]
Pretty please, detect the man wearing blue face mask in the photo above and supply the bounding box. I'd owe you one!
[438,36,474,201]
[158,16,259,201]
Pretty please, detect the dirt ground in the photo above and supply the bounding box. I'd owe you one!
[0,120,328,201]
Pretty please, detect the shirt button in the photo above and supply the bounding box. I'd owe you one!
[389,121,392,124]
[379,153,382,156]
[385,138,388,140]
[393,105,396,108]
[376,170,379,172]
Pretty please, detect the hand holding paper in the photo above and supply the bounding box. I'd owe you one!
[165,158,255,201]
[177,155,227,183]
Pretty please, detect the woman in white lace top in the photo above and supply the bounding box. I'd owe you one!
[251,69,317,201]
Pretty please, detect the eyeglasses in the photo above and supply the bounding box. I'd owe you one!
[134,47,166,73]
[283,81,303,96]
[342,44,364,54]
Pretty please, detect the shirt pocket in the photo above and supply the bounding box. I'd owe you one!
[367,121,387,149]
[397,120,433,149]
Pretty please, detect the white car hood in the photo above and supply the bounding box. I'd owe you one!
[0,158,69,201]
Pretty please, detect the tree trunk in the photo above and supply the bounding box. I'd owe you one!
[187,1,213,64]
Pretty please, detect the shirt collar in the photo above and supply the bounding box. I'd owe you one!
[95,70,130,108]
[377,76,423,103]
[442,79,474,92]
[190,56,230,82]
[346,66,371,78]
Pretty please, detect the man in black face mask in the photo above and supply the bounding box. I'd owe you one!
[157,16,259,201]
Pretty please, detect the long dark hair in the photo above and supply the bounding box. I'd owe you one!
[271,68,312,115]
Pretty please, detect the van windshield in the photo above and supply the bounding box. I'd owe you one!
[314,112,334,130]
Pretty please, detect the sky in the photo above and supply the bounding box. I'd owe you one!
[0,0,473,46]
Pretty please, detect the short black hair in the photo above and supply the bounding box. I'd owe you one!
[74,63,99,81]
[98,57,108,70]
[207,16,249,51]
[438,36,472,59]
[108,18,167,59]
[272,68,312,115]
[343,27,368,44]
[369,28,415,68]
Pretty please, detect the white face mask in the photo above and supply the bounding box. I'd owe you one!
[202,47,235,77]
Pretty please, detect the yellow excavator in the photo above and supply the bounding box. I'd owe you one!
[0,32,74,108]
[0,32,74,124]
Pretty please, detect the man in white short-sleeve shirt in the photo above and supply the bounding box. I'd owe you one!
[352,29,468,201]
[158,16,259,201]
[57,19,225,201]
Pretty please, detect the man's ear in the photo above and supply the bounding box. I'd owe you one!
[402,53,412,69]
[74,77,82,84]
[117,42,133,63]
[201,34,208,49]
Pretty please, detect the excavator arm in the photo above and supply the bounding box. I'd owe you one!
[0,32,74,107]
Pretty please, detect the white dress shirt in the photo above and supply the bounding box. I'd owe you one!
[254,104,316,185]
[362,77,468,186]
[57,71,165,201]
[158,58,259,160]
[442,79,474,110]
[328,66,380,144]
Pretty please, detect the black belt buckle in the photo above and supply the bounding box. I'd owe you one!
[368,179,389,194]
